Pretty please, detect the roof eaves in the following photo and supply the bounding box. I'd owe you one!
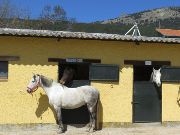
[0,28,180,44]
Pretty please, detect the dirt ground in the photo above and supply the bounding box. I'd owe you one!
[2,127,180,135]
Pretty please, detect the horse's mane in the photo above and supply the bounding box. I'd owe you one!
[150,71,154,82]
[41,75,53,87]
[40,75,67,89]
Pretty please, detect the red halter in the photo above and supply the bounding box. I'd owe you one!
[27,75,41,94]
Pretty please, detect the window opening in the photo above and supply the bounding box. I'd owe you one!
[0,61,8,80]
[133,66,161,81]
[58,63,89,87]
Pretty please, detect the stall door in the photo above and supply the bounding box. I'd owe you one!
[133,81,161,123]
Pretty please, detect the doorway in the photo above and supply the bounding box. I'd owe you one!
[133,66,162,123]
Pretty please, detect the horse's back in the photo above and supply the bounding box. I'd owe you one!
[77,85,99,104]
[77,85,99,94]
[63,85,99,98]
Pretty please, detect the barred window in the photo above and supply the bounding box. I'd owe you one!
[161,67,180,82]
[89,64,119,81]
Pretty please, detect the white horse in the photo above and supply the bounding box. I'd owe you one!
[26,73,99,133]
[150,68,161,87]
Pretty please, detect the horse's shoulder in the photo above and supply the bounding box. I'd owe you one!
[50,82,64,93]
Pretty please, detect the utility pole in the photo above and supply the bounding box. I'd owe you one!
[158,20,161,29]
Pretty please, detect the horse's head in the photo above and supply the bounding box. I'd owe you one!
[151,68,161,87]
[60,67,75,85]
[27,73,41,94]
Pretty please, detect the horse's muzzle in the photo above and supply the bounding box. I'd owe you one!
[60,80,65,85]
[27,88,31,93]
[157,83,161,87]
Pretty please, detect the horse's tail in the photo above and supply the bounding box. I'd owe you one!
[95,92,100,130]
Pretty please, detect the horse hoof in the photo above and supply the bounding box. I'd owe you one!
[86,128,91,132]
[57,129,64,134]
[87,128,94,133]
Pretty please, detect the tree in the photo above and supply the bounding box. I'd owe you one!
[19,8,31,20]
[51,5,66,21]
[66,17,76,31]
[39,5,51,20]
[0,0,12,18]
[0,0,30,19]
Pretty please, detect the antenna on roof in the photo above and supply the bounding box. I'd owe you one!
[125,22,141,36]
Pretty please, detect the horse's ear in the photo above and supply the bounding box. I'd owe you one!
[153,67,155,72]
[159,68,161,72]
[32,72,36,76]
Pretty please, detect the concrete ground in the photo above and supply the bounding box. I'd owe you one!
[1,127,180,135]
[2,123,180,135]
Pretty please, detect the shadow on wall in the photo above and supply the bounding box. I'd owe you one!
[35,93,56,120]
[97,100,103,130]
[177,91,180,107]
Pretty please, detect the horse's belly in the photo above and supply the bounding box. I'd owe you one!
[60,89,86,109]
[62,101,86,109]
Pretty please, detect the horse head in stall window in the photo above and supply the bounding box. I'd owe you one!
[151,68,161,87]
[60,67,75,87]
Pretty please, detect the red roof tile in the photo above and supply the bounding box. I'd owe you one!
[156,29,180,37]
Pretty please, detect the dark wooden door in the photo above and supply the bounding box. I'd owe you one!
[133,81,162,123]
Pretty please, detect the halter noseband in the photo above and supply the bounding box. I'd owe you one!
[27,75,41,94]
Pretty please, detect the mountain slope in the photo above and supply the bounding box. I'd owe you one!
[101,7,180,26]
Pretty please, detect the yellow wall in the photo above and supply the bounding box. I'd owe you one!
[0,36,180,124]
[162,83,180,121]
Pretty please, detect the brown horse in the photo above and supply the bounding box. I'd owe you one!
[60,67,75,86]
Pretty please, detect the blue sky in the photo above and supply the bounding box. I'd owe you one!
[10,0,180,23]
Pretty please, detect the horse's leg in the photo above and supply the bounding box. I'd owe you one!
[85,89,99,132]
[87,106,93,132]
[87,104,93,132]
[91,108,97,131]
[87,104,97,132]
[55,107,64,134]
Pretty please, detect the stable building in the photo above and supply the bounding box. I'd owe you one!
[0,28,180,129]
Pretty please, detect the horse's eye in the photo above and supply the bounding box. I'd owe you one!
[33,76,36,83]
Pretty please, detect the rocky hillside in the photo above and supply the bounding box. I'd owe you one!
[101,7,180,25]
